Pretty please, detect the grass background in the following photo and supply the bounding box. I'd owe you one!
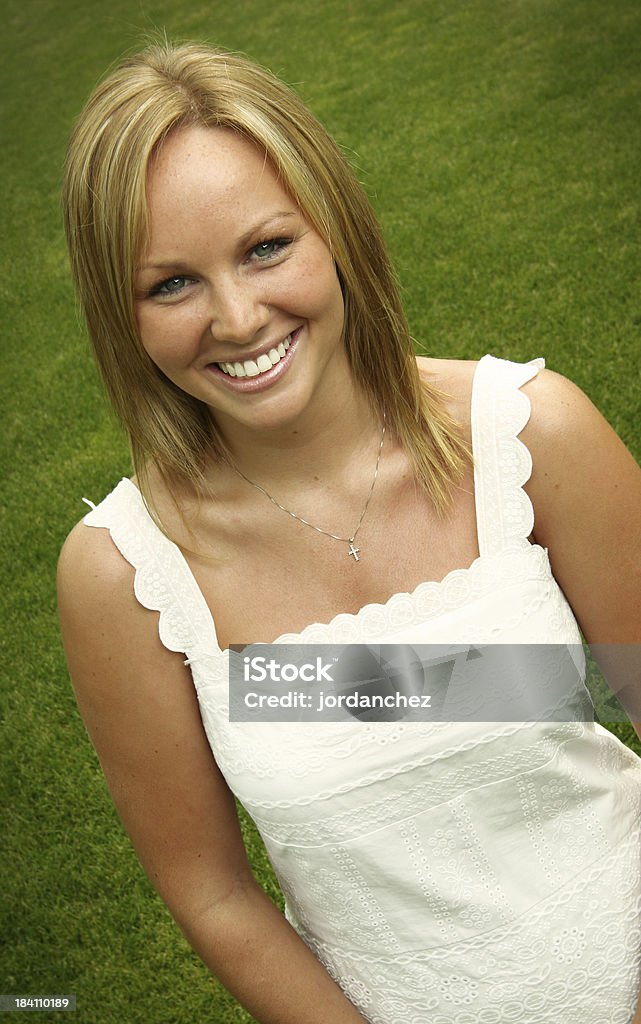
[1,1,640,1021]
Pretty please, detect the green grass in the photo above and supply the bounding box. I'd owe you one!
[2,1,640,1021]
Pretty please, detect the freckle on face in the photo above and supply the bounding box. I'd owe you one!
[135,125,348,434]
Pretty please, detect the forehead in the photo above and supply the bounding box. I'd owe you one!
[146,125,291,222]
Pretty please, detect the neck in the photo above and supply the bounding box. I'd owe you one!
[211,383,381,490]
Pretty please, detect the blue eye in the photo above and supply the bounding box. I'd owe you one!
[249,238,291,261]
[150,276,189,298]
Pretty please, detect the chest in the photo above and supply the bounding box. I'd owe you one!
[183,467,481,650]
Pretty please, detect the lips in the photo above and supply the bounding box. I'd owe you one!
[207,328,301,393]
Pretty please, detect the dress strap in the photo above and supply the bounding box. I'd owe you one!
[471,354,545,559]
[82,478,220,660]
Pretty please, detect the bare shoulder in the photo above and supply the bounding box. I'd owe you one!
[57,517,178,711]
[57,518,145,661]
[519,366,638,500]
[520,365,599,444]
[520,367,641,644]
[58,518,135,602]
[416,356,479,437]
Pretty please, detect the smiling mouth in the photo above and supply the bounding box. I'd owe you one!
[216,334,293,379]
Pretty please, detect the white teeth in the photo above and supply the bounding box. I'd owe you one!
[217,333,294,378]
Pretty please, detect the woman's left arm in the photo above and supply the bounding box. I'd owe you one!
[522,368,641,737]
[523,368,641,1019]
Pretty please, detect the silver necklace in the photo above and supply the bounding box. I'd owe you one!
[233,415,386,561]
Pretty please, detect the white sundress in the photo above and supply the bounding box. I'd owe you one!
[84,355,641,1023]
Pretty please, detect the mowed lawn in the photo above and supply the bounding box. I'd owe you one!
[1,1,640,1021]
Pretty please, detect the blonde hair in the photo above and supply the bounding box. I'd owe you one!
[63,40,470,511]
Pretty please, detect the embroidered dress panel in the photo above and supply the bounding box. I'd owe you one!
[83,355,641,1023]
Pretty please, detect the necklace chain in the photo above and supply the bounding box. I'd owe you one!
[233,415,386,561]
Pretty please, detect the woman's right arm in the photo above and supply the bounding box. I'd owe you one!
[57,523,367,1024]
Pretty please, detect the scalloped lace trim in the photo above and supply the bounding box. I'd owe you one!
[472,354,545,558]
[273,543,554,646]
[83,479,218,661]
[471,354,540,561]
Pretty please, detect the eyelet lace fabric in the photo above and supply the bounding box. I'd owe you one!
[83,355,641,1022]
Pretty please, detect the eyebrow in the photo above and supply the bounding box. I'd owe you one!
[237,211,298,249]
[138,211,299,273]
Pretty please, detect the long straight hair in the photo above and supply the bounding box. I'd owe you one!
[63,41,470,512]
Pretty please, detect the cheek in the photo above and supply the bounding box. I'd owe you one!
[295,258,345,326]
[323,269,345,332]
[136,307,202,367]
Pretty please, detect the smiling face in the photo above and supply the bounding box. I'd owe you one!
[135,125,347,440]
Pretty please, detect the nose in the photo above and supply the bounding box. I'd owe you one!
[208,279,270,345]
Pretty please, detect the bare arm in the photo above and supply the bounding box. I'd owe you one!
[523,370,641,1018]
[523,368,641,738]
[57,523,367,1024]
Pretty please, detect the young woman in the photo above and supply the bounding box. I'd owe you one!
[58,41,641,1024]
